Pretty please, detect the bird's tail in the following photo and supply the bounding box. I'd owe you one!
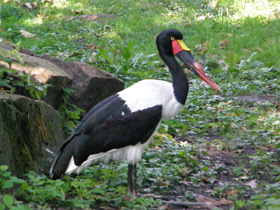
[49,135,76,179]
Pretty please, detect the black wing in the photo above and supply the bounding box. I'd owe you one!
[50,94,162,178]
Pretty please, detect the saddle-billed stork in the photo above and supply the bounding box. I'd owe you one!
[49,29,220,198]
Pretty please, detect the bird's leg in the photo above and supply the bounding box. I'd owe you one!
[128,163,137,199]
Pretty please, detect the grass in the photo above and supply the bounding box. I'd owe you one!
[0,0,280,209]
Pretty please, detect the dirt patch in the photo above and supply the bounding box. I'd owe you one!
[170,134,279,209]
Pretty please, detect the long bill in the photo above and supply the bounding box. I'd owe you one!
[172,40,221,92]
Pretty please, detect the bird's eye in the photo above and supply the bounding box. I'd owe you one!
[170,37,175,40]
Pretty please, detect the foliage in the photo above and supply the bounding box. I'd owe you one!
[0,68,50,99]
[0,42,49,99]
[58,87,84,134]
[0,165,30,210]
[0,0,279,209]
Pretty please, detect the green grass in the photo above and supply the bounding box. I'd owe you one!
[0,0,280,209]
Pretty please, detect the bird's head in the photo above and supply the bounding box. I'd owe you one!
[156,29,221,92]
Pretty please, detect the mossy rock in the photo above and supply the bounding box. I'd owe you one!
[0,91,65,176]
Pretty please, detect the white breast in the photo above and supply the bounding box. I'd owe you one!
[118,79,184,120]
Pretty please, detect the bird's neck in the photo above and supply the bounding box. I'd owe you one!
[162,55,189,105]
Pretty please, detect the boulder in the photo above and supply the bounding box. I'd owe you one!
[0,39,124,111]
[41,54,124,112]
[0,91,64,176]
[0,39,73,109]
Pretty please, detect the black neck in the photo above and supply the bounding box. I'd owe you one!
[160,54,189,105]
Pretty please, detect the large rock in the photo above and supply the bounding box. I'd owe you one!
[0,91,64,176]
[41,54,124,112]
[0,40,71,84]
[0,39,73,109]
[0,39,124,111]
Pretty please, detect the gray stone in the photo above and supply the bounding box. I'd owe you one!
[0,39,72,109]
[0,91,64,176]
[0,39,124,111]
[41,54,124,112]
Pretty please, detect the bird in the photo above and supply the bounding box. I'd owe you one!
[49,29,221,198]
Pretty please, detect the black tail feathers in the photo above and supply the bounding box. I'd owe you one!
[49,138,76,179]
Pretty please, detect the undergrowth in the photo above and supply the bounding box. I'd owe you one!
[0,0,279,209]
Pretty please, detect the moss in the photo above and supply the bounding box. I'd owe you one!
[0,101,34,175]
[0,92,65,175]
[35,105,50,144]
[13,143,35,175]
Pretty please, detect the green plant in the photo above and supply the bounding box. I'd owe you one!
[0,68,50,99]
[0,41,50,100]
[97,41,162,86]
[0,165,30,210]
[58,87,84,134]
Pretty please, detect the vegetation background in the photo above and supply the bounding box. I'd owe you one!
[0,0,279,209]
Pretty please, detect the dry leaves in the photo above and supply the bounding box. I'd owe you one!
[37,13,46,20]
[209,1,218,10]
[195,41,209,54]
[219,38,229,49]
[25,2,33,9]
[196,195,233,210]
[24,2,39,10]
[244,179,257,188]
[20,30,35,38]
[71,9,83,14]
[227,190,239,196]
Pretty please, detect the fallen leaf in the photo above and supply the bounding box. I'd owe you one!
[220,198,234,205]
[72,9,83,14]
[227,190,238,196]
[181,167,189,176]
[20,30,35,38]
[244,179,257,188]
[86,43,98,50]
[37,13,46,19]
[235,149,243,154]
[219,38,229,49]
[25,2,33,9]
[240,175,249,180]
[197,15,207,21]
[217,106,222,112]
[209,1,217,9]
[196,195,233,208]
[195,44,208,54]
